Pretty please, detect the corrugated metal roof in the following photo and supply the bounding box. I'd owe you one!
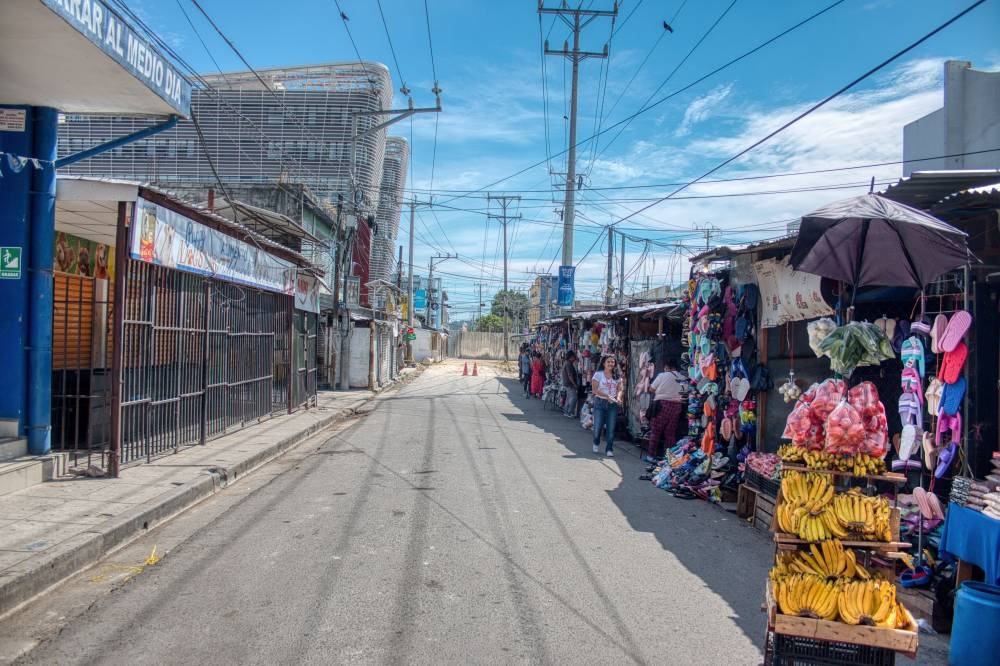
[881,170,1000,210]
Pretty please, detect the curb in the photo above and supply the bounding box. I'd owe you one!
[0,393,384,621]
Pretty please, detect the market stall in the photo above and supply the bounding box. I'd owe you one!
[760,192,981,663]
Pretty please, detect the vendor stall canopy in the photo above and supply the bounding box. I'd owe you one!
[789,193,974,290]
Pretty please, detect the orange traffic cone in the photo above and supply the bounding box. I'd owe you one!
[472,363,478,376]
[463,362,469,376]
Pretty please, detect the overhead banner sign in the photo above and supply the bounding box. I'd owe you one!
[413,289,427,311]
[754,258,834,328]
[557,265,575,307]
[42,0,192,116]
[131,197,294,294]
[294,272,319,313]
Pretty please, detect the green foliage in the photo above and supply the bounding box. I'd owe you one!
[473,314,505,332]
[490,290,529,320]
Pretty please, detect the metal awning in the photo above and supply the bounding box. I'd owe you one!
[0,0,191,116]
[881,170,1000,210]
[211,200,329,248]
[55,177,314,266]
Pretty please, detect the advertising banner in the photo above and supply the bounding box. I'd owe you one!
[557,265,575,307]
[294,272,319,313]
[131,196,294,294]
[413,289,427,311]
[55,231,115,280]
[754,258,833,328]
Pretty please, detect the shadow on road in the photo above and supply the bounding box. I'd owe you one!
[491,375,773,654]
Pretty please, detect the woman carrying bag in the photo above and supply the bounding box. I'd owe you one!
[591,355,623,457]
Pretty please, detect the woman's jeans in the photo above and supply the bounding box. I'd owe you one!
[592,398,618,452]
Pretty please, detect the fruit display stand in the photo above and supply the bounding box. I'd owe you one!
[762,469,919,665]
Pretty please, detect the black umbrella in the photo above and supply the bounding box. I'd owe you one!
[789,193,972,292]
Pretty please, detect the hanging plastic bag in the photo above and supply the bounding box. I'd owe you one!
[824,399,866,454]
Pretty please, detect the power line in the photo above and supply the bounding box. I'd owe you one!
[612,0,989,227]
[434,0,847,207]
[375,0,408,94]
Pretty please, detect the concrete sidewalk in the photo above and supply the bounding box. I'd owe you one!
[0,369,418,620]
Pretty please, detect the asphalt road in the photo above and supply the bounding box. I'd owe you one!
[14,361,826,665]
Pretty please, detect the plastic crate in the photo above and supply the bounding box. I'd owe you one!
[766,632,895,666]
[745,468,780,498]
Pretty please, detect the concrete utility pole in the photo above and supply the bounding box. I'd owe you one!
[539,2,616,269]
[618,232,625,308]
[694,222,719,252]
[487,194,521,363]
[605,225,614,307]
[475,283,484,322]
[427,253,455,329]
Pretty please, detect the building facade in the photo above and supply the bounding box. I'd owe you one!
[528,275,558,327]
[903,60,1000,174]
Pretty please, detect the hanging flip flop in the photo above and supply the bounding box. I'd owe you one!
[930,314,948,354]
[940,310,972,352]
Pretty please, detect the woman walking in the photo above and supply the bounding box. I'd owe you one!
[644,358,687,463]
[529,352,546,398]
[591,355,623,457]
[518,346,532,397]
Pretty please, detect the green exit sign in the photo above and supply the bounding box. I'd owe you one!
[0,247,22,279]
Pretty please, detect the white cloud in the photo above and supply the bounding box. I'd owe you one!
[675,84,734,137]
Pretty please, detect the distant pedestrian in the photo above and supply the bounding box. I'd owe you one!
[561,351,579,417]
[530,352,546,398]
[591,355,623,457]
[645,358,687,463]
[519,347,532,396]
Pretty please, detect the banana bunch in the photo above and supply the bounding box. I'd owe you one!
[777,471,845,541]
[838,579,909,628]
[832,489,893,542]
[774,573,840,621]
[777,444,805,463]
[783,448,888,475]
[772,541,872,581]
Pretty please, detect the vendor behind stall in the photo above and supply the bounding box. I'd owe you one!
[645,358,687,462]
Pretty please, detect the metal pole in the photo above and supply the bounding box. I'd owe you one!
[407,199,414,362]
[618,232,625,308]
[27,106,58,455]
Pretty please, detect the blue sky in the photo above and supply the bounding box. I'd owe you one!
[134,0,1000,322]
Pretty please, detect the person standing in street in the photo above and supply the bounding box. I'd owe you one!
[645,358,687,463]
[519,346,532,397]
[561,351,579,417]
[530,352,546,398]
[591,355,623,457]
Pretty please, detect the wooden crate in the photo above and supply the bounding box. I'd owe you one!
[737,483,758,520]
[766,581,919,658]
[769,487,907,550]
[755,491,777,532]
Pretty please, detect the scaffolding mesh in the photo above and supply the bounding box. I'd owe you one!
[57,63,393,212]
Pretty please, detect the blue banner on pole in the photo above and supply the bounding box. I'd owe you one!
[557,265,574,307]
[413,289,427,310]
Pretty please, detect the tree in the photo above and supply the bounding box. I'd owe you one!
[490,290,529,323]
[473,314,504,332]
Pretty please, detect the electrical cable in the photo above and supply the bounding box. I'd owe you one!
[375,0,407,93]
[611,0,989,227]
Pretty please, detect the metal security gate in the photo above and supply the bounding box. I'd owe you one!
[114,258,292,473]
[291,310,317,409]
[51,271,114,470]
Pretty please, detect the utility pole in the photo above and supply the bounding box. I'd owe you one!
[407,200,416,362]
[540,1,616,271]
[694,222,719,252]
[618,232,626,308]
[487,194,521,363]
[427,253,455,330]
[605,225,614,307]
[475,283,484,322]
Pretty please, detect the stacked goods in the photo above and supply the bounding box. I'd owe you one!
[771,570,910,629]
[775,471,893,542]
[780,379,889,467]
[832,488,893,541]
[777,445,887,476]
[771,540,871,581]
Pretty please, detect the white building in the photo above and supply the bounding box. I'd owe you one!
[903,60,1000,175]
